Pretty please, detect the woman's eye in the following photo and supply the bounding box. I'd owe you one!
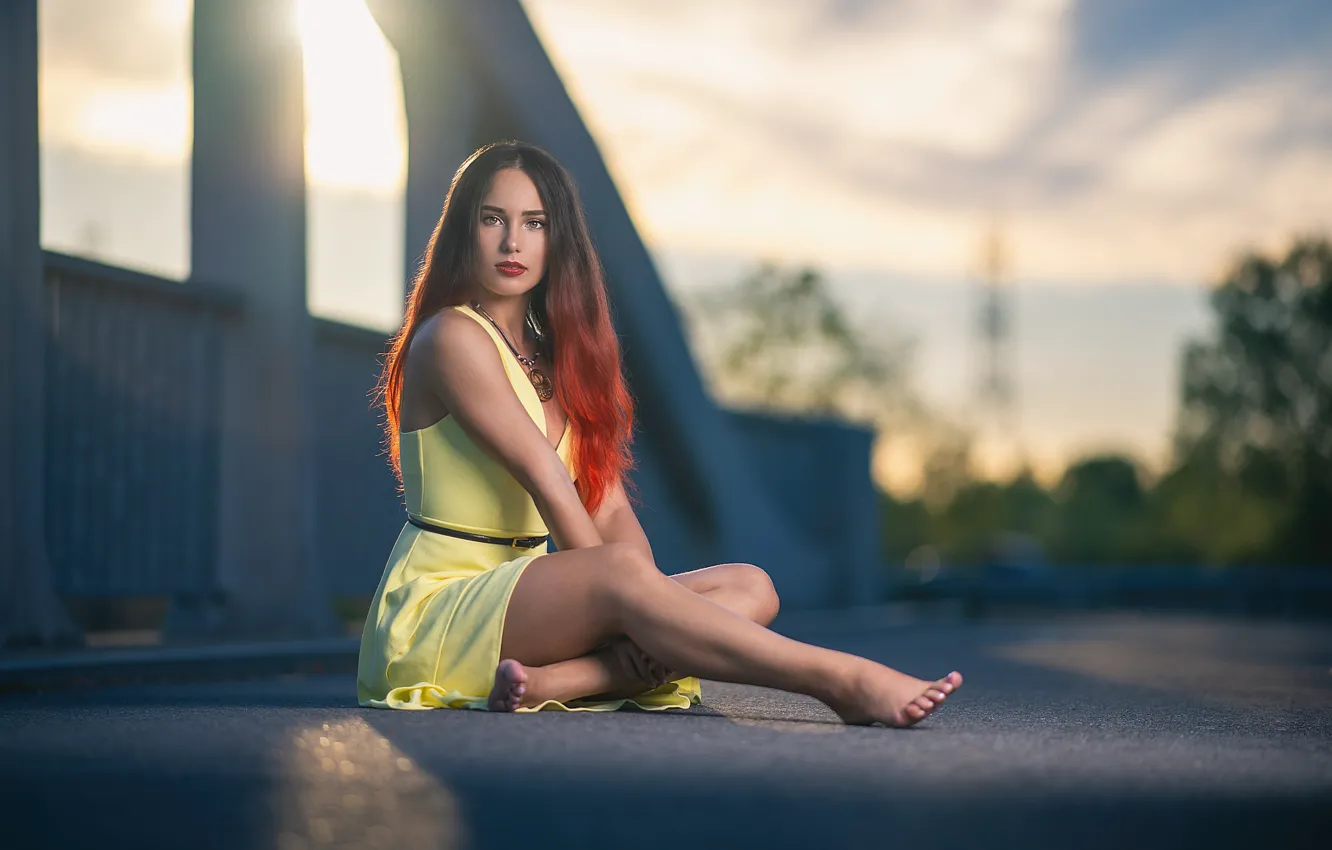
[482,214,501,225]
[526,219,546,230]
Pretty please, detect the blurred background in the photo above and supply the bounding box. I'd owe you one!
[11,0,1332,646]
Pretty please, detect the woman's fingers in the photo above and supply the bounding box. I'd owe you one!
[614,637,681,688]
[643,652,682,686]
[636,648,664,686]
[647,658,668,685]
[614,638,652,684]
[630,642,668,685]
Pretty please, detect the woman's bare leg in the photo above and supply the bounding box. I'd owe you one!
[491,544,962,727]
[494,563,781,708]
[489,643,630,710]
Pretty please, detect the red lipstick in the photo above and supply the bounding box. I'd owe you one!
[496,261,526,277]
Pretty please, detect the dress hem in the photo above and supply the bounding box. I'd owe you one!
[358,677,702,713]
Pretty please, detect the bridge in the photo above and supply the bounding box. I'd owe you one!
[1,0,879,651]
[2,4,1329,848]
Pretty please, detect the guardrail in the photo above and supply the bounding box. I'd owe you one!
[729,410,882,607]
[41,252,409,606]
[892,565,1332,618]
[311,318,402,597]
[31,252,956,627]
[43,252,240,598]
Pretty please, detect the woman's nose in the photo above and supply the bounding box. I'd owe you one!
[502,226,519,254]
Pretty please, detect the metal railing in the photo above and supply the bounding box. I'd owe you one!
[312,318,403,597]
[893,564,1332,619]
[44,252,239,598]
[729,410,882,606]
[42,252,408,603]
[37,253,887,620]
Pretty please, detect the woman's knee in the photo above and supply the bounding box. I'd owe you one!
[735,563,780,625]
[592,543,661,605]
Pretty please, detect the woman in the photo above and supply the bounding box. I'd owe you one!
[357,140,962,725]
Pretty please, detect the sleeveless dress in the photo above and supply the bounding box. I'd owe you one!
[357,304,703,712]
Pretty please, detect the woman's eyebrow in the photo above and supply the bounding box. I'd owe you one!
[481,204,547,217]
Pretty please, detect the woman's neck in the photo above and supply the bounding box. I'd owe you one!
[471,294,532,350]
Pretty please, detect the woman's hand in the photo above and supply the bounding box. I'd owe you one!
[609,637,679,689]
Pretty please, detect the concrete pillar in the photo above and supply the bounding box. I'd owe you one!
[179,0,340,639]
[365,0,481,288]
[438,0,829,586]
[0,0,82,647]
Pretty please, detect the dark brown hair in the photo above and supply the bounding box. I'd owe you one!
[378,140,633,513]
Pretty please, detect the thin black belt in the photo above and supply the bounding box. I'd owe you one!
[407,515,549,549]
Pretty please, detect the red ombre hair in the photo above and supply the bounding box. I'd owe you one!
[377,141,633,514]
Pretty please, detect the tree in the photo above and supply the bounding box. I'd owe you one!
[680,263,922,431]
[1172,236,1332,564]
[1048,455,1145,564]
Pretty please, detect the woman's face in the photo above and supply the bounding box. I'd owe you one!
[474,167,548,299]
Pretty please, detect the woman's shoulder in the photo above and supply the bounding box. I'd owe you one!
[411,306,487,355]
[405,306,502,377]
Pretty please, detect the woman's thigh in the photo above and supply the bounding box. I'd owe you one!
[499,542,656,667]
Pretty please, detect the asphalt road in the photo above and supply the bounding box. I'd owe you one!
[1,611,1329,850]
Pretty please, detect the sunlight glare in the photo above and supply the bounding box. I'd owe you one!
[73,85,191,161]
[296,0,407,193]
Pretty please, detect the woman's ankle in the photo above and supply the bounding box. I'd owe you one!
[815,654,871,709]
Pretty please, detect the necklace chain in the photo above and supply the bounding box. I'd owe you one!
[469,301,555,402]
[469,301,540,364]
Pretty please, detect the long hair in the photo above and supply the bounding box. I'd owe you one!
[378,140,633,514]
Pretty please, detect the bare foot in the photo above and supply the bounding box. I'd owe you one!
[487,658,529,712]
[829,662,963,728]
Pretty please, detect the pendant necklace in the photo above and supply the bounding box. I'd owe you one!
[469,301,554,401]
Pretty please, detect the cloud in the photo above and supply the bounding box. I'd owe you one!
[39,0,193,159]
[523,0,1332,286]
[520,0,1331,483]
[39,0,192,82]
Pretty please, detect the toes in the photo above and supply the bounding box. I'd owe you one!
[913,695,935,714]
[490,659,532,711]
[936,672,962,694]
[905,703,926,721]
[924,688,946,702]
[504,659,529,686]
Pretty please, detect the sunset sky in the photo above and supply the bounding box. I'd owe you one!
[34,0,1332,492]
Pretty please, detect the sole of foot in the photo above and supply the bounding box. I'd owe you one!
[487,658,529,712]
[834,667,964,728]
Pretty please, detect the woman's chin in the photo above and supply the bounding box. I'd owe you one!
[479,277,541,298]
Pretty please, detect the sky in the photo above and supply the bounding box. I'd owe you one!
[34,0,1332,492]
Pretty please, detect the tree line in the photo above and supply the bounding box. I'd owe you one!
[680,236,1332,569]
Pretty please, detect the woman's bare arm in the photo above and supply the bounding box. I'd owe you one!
[414,309,603,551]
[591,481,654,563]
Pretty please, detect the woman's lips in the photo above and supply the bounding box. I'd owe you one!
[496,262,526,276]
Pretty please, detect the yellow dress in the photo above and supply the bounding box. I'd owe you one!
[357,304,703,712]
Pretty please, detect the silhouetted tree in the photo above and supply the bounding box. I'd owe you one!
[1048,455,1146,563]
[680,263,921,430]
[1173,236,1332,564]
